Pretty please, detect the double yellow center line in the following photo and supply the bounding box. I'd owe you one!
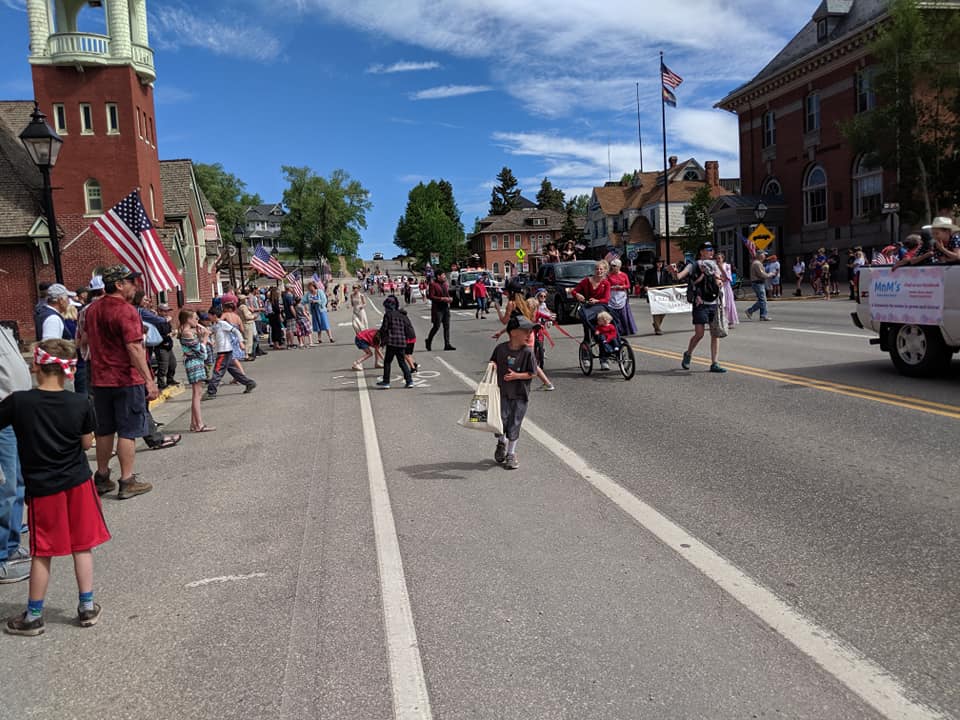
[629,344,960,420]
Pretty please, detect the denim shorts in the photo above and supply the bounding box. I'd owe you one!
[691,303,718,327]
[92,385,148,439]
[355,338,370,351]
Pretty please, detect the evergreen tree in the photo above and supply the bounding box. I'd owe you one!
[489,167,522,215]
[566,194,590,216]
[536,177,565,210]
[560,205,580,246]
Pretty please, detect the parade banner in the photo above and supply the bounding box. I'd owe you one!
[868,267,944,325]
[647,285,691,315]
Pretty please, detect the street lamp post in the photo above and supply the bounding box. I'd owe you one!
[754,201,768,223]
[233,224,245,289]
[20,102,65,284]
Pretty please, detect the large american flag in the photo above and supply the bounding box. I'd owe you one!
[90,190,183,294]
[250,244,286,279]
[285,270,303,298]
[661,62,683,89]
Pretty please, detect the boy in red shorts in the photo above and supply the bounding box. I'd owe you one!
[0,339,111,636]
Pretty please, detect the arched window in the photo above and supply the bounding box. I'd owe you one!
[803,165,827,225]
[149,184,156,219]
[761,177,782,197]
[853,155,882,218]
[683,169,700,181]
[492,262,500,277]
[84,179,102,214]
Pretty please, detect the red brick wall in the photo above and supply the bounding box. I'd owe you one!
[0,245,42,343]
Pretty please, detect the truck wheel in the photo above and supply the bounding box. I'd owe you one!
[888,324,949,377]
[555,295,568,324]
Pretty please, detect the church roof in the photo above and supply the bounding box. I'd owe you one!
[0,101,44,240]
[159,159,196,218]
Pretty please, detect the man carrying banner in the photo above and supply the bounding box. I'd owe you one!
[641,258,674,335]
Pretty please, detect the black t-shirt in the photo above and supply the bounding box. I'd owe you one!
[490,342,535,401]
[282,292,296,320]
[0,389,94,497]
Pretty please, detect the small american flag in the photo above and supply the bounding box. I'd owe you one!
[285,270,303,299]
[91,190,183,294]
[312,272,321,286]
[872,250,893,265]
[661,62,683,89]
[742,231,757,259]
[250,244,286,279]
[604,249,620,263]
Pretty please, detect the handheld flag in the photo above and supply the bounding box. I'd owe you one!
[285,270,304,299]
[250,244,286,279]
[91,190,183,295]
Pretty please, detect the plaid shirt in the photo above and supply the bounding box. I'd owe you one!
[380,308,413,347]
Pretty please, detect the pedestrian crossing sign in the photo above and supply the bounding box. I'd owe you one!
[516,249,526,261]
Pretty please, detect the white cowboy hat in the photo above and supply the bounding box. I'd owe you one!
[929,216,959,231]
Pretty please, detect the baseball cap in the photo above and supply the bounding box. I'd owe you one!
[157,302,172,311]
[89,275,105,291]
[46,283,76,300]
[101,264,142,284]
[506,315,536,332]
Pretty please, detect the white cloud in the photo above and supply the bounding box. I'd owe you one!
[366,60,441,74]
[1,0,25,11]
[154,85,194,105]
[410,84,491,101]
[150,6,281,61]
[399,174,429,184]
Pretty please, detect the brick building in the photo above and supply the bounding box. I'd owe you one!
[714,0,931,261]
[0,0,221,342]
[469,208,585,279]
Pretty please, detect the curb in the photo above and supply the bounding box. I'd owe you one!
[149,383,185,410]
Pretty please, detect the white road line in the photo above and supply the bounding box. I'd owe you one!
[357,374,433,720]
[772,327,874,339]
[435,355,947,720]
[184,572,267,588]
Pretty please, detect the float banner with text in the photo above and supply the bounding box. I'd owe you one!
[868,267,944,324]
[647,286,693,315]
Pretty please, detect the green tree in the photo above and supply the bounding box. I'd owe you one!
[677,185,715,255]
[536,177,565,210]
[489,166,522,215]
[841,0,960,224]
[560,205,580,245]
[566,194,590,216]
[279,166,372,263]
[193,162,262,237]
[395,179,467,269]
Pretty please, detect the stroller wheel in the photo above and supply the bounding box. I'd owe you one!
[578,342,593,375]
[618,343,636,380]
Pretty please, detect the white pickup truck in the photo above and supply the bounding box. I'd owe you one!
[851,264,960,376]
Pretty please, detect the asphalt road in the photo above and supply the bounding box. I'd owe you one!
[2,273,957,719]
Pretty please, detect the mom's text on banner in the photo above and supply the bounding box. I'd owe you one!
[647,286,692,315]
[868,267,944,325]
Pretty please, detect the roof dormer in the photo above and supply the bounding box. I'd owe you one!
[813,0,853,43]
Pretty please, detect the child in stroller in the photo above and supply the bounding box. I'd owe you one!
[593,311,620,370]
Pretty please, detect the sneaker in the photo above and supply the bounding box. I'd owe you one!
[443,346,457,351]
[243,381,257,394]
[405,381,415,388]
[201,392,216,401]
[0,562,30,584]
[745,309,753,320]
[494,439,508,464]
[376,381,391,389]
[6,547,30,565]
[760,316,771,321]
[117,475,153,500]
[710,363,727,373]
[94,470,116,496]
[351,363,363,371]
[681,351,691,370]
[77,603,102,628]
[599,360,610,371]
[504,453,519,470]
[4,613,44,636]
[542,383,555,391]
[412,363,419,373]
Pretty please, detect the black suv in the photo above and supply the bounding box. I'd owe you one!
[523,260,597,324]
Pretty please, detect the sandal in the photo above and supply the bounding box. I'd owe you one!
[190,425,217,433]
[151,434,182,450]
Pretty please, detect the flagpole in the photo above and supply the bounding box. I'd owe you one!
[636,82,644,173]
[660,51,671,265]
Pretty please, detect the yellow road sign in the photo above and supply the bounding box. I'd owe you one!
[516,248,526,261]
[749,223,775,251]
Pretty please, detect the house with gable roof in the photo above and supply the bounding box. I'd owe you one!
[468,207,585,279]
[243,203,290,254]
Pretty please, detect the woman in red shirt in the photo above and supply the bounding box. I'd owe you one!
[571,260,611,349]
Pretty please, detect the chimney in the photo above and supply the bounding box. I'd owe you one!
[668,156,678,169]
[705,160,720,188]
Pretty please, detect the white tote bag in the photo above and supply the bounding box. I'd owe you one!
[458,364,503,434]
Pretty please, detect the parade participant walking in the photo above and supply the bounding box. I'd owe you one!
[350,285,368,333]
[1,339,111,636]
[675,243,727,373]
[376,296,415,389]
[606,258,637,336]
[473,275,489,319]
[204,307,256,399]
[572,260,611,359]
[0,324,32,585]
[745,251,774,321]
[642,258,673,335]
[425,271,455,352]
[490,315,537,470]
[84,265,156,500]
[178,310,214,433]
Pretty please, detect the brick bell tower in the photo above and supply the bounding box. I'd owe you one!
[26,0,163,287]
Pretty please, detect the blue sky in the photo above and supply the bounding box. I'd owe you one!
[0,0,815,258]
